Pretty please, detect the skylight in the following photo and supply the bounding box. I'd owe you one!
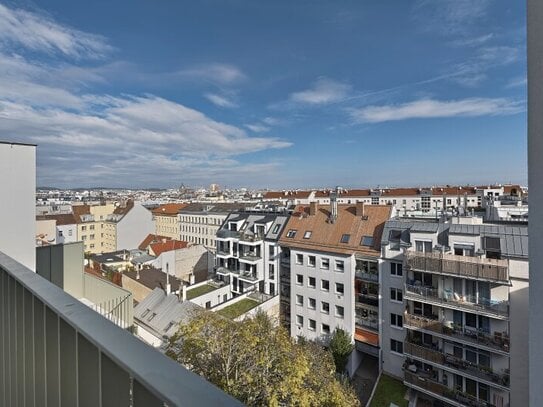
[304,231,312,239]
[286,229,297,238]
[340,234,350,243]
[361,235,374,246]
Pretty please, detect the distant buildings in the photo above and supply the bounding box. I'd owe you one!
[151,203,188,239]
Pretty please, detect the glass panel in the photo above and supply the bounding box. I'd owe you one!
[465,378,477,397]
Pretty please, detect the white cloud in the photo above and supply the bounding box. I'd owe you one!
[506,76,527,89]
[245,123,270,133]
[450,33,494,47]
[350,98,524,123]
[175,63,247,85]
[0,3,112,58]
[204,93,238,108]
[413,0,491,37]
[289,78,351,105]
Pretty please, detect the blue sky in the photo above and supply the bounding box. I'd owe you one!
[0,1,526,188]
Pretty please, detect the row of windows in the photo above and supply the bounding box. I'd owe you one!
[296,295,340,315]
[179,216,223,226]
[295,316,331,333]
[180,235,215,247]
[295,254,344,272]
[296,275,342,294]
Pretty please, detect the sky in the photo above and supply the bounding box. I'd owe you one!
[0,0,526,189]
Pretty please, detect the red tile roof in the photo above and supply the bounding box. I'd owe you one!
[72,204,91,223]
[36,213,77,225]
[150,240,189,257]
[263,190,312,199]
[151,203,188,216]
[138,234,172,251]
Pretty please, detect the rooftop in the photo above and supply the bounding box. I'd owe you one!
[150,240,189,256]
[124,268,182,292]
[151,203,188,216]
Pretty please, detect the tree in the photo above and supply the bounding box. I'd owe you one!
[166,311,360,406]
[329,328,354,374]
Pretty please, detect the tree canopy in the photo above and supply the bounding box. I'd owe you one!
[166,311,360,406]
[329,328,355,373]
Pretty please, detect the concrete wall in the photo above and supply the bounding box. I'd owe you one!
[36,219,57,245]
[83,273,133,327]
[117,203,154,250]
[122,274,152,303]
[188,282,232,308]
[528,2,542,403]
[0,142,36,270]
[153,245,210,283]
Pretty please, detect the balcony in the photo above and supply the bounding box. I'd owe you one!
[239,252,262,262]
[404,370,495,407]
[404,313,510,354]
[405,251,509,284]
[357,293,379,309]
[238,270,259,282]
[216,229,241,239]
[404,284,509,319]
[355,270,379,282]
[404,341,509,388]
[238,233,264,244]
[0,251,240,406]
[355,316,379,331]
[216,248,232,257]
[280,256,291,268]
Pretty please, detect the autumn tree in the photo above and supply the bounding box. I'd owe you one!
[329,328,355,374]
[166,310,360,406]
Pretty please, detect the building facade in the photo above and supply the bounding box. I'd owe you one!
[379,216,528,407]
[152,203,188,239]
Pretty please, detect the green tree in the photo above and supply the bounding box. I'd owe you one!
[329,328,354,373]
[166,310,360,406]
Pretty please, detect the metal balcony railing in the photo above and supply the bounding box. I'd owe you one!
[404,284,509,318]
[0,251,241,407]
[405,251,509,283]
[404,313,510,353]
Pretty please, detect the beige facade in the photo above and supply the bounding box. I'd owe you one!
[76,204,117,254]
[154,214,180,239]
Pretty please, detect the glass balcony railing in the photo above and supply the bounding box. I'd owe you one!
[0,251,240,407]
[355,270,379,282]
[405,251,509,283]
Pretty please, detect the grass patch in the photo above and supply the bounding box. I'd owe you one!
[369,374,408,407]
[217,298,259,319]
[186,284,218,300]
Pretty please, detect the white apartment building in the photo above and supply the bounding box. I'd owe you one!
[179,203,248,251]
[215,211,289,297]
[278,198,393,375]
[264,185,525,214]
[380,216,528,407]
[0,141,36,270]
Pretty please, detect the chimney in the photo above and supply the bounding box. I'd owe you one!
[189,272,195,285]
[182,284,187,301]
[165,263,171,295]
[355,201,365,217]
[309,201,318,216]
[329,186,339,223]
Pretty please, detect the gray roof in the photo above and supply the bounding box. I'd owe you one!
[449,223,528,258]
[131,254,156,264]
[134,288,203,339]
[220,211,286,240]
[179,203,249,214]
[265,215,290,241]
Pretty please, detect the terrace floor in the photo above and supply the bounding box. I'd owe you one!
[186,284,219,300]
[368,373,408,407]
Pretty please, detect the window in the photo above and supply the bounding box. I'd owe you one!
[90,225,95,230]
[321,279,330,291]
[269,245,275,257]
[81,226,87,231]
[321,301,330,314]
[321,258,330,269]
[390,288,403,302]
[335,283,344,295]
[361,235,374,246]
[81,235,87,241]
[415,240,432,253]
[335,260,344,272]
[390,339,403,354]
[272,224,280,234]
[296,294,304,306]
[390,313,403,328]
[269,264,275,279]
[205,301,211,309]
[391,262,403,276]
[304,231,312,239]
[296,315,303,326]
[308,277,316,288]
[340,234,350,243]
[286,229,297,238]
[308,255,316,267]
[389,230,401,241]
[68,230,72,236]
[89,234,95,240]
[296,274,303,285]
[322,324,330,334]
[309,319,316,331]
[308,298,316,309]
[90,244,95,249]
[296,254,303,264]
[335,305,344,318]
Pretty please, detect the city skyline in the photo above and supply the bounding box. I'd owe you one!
[0,1,526,188]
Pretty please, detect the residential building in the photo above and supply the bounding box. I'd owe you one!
[380,216,528,407]
[179,203,248,250]
[36,213,78,244]
[152,203,188,239]
[278,195,392,375]
[74,200,153,254]
[262,190,316,205]
[0,141,36,270]
[134,287,203,348]
[123,267,182,303]
[215,211,289,297]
